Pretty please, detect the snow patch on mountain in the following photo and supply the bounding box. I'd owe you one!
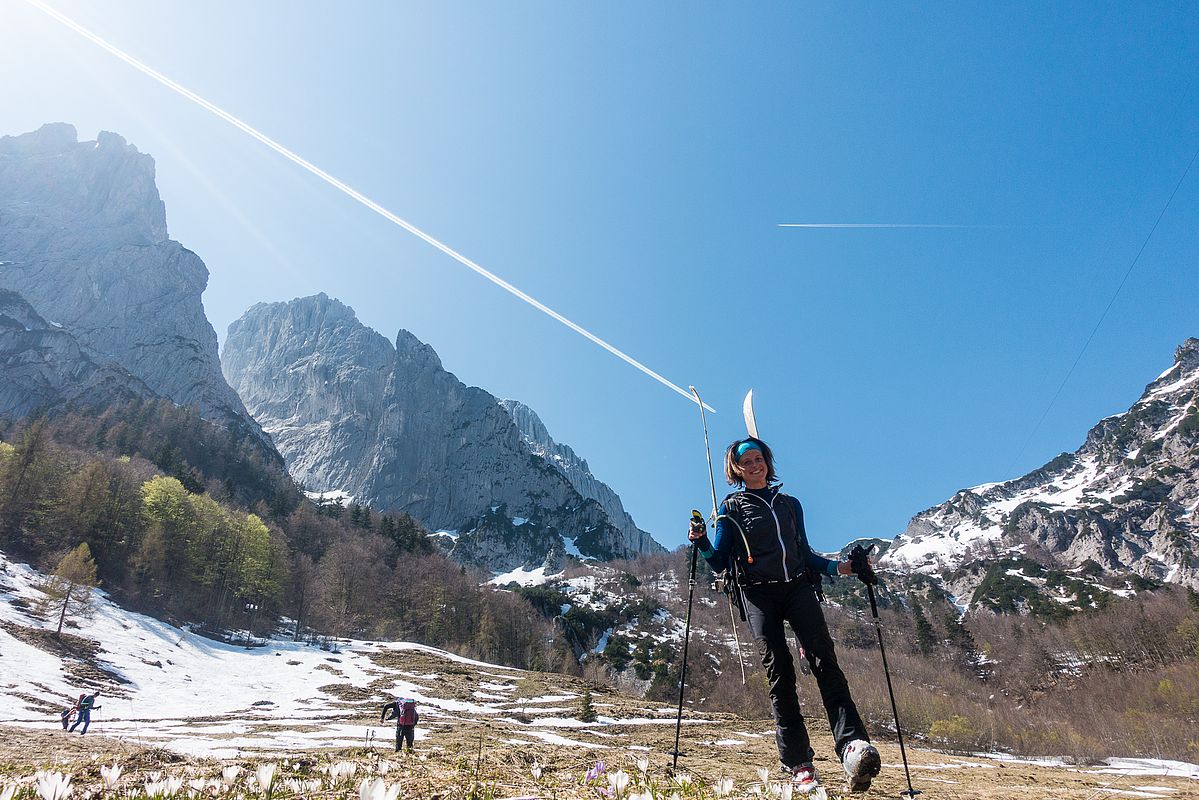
[882,339,1199,600]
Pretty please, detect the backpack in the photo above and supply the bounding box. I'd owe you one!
[398,698,416,726]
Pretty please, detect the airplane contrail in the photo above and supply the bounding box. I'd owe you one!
[778,223,1004,228]
[25,0,715,413]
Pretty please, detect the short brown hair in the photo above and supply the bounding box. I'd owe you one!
[724,437,777,487]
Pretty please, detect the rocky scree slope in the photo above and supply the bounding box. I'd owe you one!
[222,294,662,571]
[882,338,1199,610]
[0,123,270,452]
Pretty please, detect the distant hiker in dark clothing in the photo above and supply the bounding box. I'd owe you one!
[688,438,881,794]
[68,690,101,735]
[380,697,419,751]
[60,694,81,730]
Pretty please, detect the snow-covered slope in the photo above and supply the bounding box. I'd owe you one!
[0,550,697,759]
[881,339,1199,608]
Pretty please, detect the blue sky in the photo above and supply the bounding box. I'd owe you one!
[3,2,1197,552]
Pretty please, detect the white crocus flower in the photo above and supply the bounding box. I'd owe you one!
[672,773,693,790]
[222,766,241,786]
[714,778,734,797]
[608,770,630,798]
[256,764,276,792]
[635,757,650,776]
[530,761,542,781]
[779,781,793,800]
[358,777,383,800]
[377,762,391,776]
[332,762,358,782]
[35,771,72,800]
[0,785,15,800]
[100,765,122,791]
[757,767,771,787]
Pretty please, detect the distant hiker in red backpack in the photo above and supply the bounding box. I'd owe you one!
[380,696,419,752]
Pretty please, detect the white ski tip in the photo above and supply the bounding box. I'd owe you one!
[742,389,759,438]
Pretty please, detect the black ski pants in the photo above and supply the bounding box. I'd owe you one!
[395,724,415,751]
[743,577,869,768]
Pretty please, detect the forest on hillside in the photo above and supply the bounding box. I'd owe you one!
[0,403,565,670]
[1,402,1196,763]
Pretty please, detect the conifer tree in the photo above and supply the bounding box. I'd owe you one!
[578,687,598,722]
[910,595,937,656]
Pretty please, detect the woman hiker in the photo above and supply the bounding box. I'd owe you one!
[688,437,881,794]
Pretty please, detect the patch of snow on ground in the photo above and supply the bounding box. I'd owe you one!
[489,566,550,586]
[520,730,604,748]
[1085,759,1199,780]
[303,489,354,505]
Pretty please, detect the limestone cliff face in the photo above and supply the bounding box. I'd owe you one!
[222,294,393,493]
[882,338,1199,604]
[223,294,664,571]
[0,123,267,448]
[0,289,153,417]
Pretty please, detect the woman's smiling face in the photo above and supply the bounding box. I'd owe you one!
[737,448,768,489]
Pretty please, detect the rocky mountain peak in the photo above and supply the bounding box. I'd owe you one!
[0,123,270,454]
[1151,337,1199,389]
[0,123,167,248]
[224,295,663,571]
[881,338,1199,610]
[499,399,661,556]
[394,328,443,372]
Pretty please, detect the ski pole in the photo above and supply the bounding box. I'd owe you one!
[689,385,747,683]
[850,545,919,799]
[670,511,701,773]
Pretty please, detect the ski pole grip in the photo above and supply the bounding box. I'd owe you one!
[848,543,878,586]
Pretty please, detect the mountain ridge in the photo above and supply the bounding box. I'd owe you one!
[881,337,1199,610]
[222,293,664,570]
